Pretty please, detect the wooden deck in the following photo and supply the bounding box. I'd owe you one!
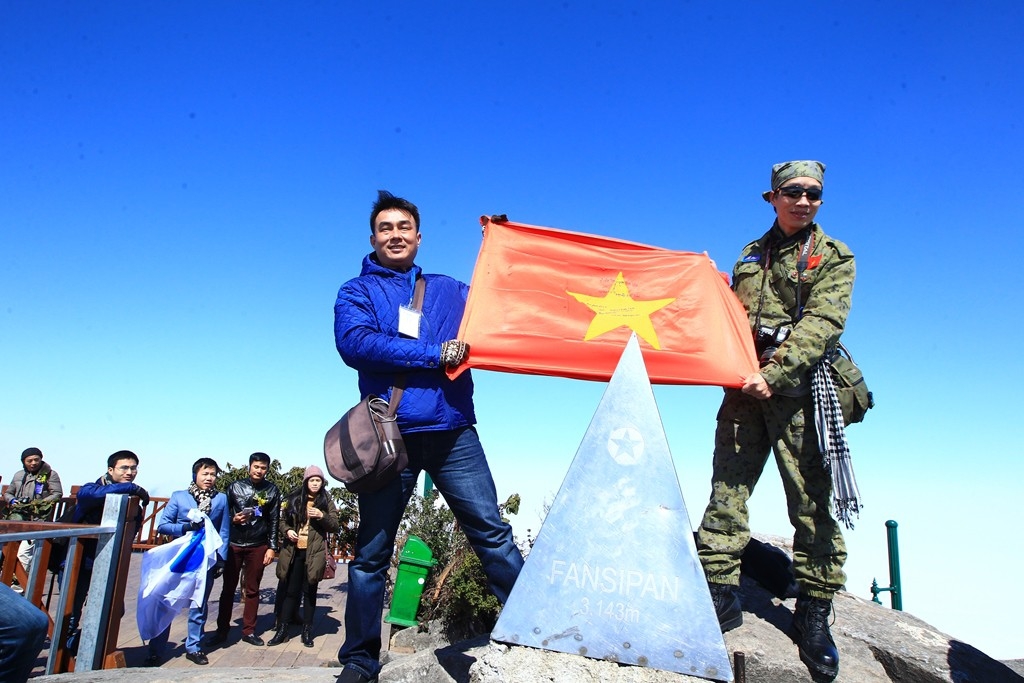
[32,550,353,675]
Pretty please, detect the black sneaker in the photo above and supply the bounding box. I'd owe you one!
[241,633,265,646]
[337,666,378,683]
[185,650,210,665]
[208,630,228,646]
[143,653,161,667]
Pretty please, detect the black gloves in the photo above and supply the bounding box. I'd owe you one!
[133,485,150,506]
[440,339,469,367]
[213,558,225,579]
[183,520,204,533]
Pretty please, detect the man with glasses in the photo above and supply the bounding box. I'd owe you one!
[64,450,150,651]
[695,161,855,679]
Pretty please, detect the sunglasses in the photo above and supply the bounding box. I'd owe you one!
[776,185,823,201]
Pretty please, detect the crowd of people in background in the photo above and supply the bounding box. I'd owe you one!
[0,446,347,680]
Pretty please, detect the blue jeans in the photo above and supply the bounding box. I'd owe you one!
[338,426,524,678]
[148,568,216,655]
[0,583,48,681]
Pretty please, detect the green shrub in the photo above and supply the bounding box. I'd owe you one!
[393,490,523,643]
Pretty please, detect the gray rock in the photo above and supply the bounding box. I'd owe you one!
[32,538,1024,683]
[373,571,1023,683]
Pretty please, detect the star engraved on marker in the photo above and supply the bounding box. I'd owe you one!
[566,272,675,349]
[608,426,643,466]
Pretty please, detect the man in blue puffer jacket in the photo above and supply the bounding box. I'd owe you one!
[333,190,524,683]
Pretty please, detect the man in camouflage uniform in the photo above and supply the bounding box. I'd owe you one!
[696,160,854,679]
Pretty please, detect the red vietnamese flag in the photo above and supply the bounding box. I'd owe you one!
[448,217,759,387]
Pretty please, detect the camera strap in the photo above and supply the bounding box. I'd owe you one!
[753,227,814,329]
[793,229,815,320]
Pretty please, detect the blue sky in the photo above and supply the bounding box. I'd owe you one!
[3,1,1023,661]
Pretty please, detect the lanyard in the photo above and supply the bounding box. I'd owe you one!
[754,227,815,329]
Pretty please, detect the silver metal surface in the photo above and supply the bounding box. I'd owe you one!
[78,494,131,672]
[492,334,733,682]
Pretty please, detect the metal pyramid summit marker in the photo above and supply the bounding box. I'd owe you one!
[492,334,733,682]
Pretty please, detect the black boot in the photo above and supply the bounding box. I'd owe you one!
[267,624,290,646]
[708,582,743,632]
[793,595,839,678]
[301,626,313,648]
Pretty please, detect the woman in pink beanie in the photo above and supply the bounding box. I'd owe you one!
[270,465,340,647]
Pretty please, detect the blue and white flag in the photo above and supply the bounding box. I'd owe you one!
[137,510,223,640]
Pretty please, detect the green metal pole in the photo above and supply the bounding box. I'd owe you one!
[886,520,902,611]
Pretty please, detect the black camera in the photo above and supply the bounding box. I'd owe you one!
[754,324,791,364]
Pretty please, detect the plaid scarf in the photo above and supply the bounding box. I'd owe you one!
[188,482,215,514]
[811,357,862,529]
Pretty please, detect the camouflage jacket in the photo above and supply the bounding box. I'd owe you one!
[731,222,855,395]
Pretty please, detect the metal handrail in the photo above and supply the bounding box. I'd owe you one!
[0,494,133,674]
[870,519,903,610]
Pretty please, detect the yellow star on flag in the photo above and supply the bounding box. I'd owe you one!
[566,272,675,349]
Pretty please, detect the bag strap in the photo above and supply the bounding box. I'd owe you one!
[386,276,426,416]
[793,229,815,320]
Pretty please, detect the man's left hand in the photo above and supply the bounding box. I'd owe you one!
[741,372,773,399]
[440,339,469,367]
[263,549,276,567]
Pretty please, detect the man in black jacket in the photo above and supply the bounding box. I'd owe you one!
[212,452,281,647]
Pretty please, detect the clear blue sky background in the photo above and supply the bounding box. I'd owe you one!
[3,1,1022,661]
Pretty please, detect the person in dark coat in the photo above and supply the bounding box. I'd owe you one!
[268,465,340,648]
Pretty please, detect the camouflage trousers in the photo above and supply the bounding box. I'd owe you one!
[696,389,847,598]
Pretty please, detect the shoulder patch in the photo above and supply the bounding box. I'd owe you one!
[741,254,761,263]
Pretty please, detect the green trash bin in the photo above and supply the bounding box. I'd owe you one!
[385,535,437,627]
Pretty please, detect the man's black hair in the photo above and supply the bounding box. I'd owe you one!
[192,457,221,476]
[369,190,420,234]
[249,451,271,466]
[107,450,139,468]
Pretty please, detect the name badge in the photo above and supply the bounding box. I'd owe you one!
[398,306,421,338]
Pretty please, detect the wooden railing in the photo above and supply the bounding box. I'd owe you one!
[0,495,140,674]
[132,497,170,550]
